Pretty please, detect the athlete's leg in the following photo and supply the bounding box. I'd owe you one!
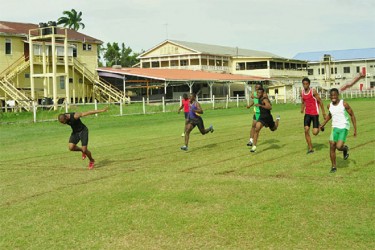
[250,119,256,142]
[304,126,313,151]
[197,118,212,135]
[68,143,81,152]
[312,128,319,136]
[329,141,337,171]
[81,146,94,162]
[253,122,264,147]
[270,118,279,131]
[312,116,320,135]
[184,123,194,147]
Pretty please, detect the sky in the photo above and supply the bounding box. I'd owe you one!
[1,0,374,58]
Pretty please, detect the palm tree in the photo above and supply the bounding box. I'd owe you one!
[57,9,85,31]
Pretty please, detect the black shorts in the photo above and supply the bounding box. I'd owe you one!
[69,127,89,146]
[304,114,320,128]
[188,117,205,132]
[184,112,189,119]
[258,115,275,129]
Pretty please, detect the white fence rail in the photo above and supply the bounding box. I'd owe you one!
[1,89,374,124]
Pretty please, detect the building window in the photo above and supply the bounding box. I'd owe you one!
[5,38,11,54]
[73,45,77,57]
[321,68,325,75]
[318,68,320,75]
[275,89,279,94]
[344,67,350,73]
[246,61,267,70]
[151,61,160,68]
[69,78,73,83]
[25,73,30,78]
[307,69,314,75]
[59,76,65,89]
[180,60,188,66]
[236,63,245,70]
[356,66,360,73]
[82,43,92,51]
[370,82,375,88]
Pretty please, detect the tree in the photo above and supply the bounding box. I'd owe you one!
[103,42,121,67]
[102,42,140,67]
[57,9,85,31]
[120,43,140,67]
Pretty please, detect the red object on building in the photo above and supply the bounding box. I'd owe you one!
[361,67,366,75]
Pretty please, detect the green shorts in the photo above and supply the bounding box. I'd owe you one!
[330,127,348,142]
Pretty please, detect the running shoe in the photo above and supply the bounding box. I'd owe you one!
[181,132,185,137]
[209,125,214,133]
[320,125,325,132]
[276,115,280,120]
[307,150,314,154]
[82,153,87,160]
[88,161,94,170]
[343,145,349,160]
[330,167,337,173]
[180,145,188,151]
[250,146,256,152]
[247,141,253,146]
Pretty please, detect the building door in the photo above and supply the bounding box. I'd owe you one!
[359,83,363,91]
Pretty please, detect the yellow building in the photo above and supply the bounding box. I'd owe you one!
[0,21,123,111]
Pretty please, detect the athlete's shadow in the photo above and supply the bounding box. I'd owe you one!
[337,157,356,169]
[260,139,282,152]
[313,143,328,151]
[94,159,116,168]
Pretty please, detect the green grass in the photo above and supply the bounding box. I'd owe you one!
[0,99,374,249]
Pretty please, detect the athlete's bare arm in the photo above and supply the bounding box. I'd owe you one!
[313,88,326,118]
[74,107,109,119]
[344,101,357,137]
[195,102,203,114]
[256,98,272,110]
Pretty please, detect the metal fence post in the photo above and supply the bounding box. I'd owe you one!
[162,96,165,112]
[212,95,215,109]
[33,102,37,123]
[94,99,98,116]
[143,97,146,114]
[236,94,239,107]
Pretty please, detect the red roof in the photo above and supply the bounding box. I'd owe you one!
[98,67,266,82]
[0,21,102,44]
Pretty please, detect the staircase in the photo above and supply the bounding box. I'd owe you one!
[340,73,365,92]
[0,56,32,111]
[73,59,127,103]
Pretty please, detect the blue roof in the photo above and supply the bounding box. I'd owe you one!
[293,48,375,62]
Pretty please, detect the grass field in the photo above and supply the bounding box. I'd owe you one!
[1,99,374,249]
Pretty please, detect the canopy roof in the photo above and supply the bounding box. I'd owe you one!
[98,67,266,83]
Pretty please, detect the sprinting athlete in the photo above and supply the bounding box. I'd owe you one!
[301,77,326,154]
[58,107,108,169]
[180,93,214,151]
[178,93,190,137]
[320,88,357,173]
[247,82,267,147]
[250,87,280,153]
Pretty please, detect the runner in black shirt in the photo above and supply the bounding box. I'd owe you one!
[250,88,280,153]
[58,107,108,169]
